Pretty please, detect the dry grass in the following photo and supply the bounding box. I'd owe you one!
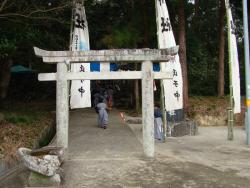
[188,96,244,126]
[0,100,54,162]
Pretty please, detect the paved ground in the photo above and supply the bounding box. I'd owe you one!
[62,109,250,188]
[2,108,250,188]
[0,166,29,188]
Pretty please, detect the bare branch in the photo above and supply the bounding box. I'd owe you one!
[0,0,9,12]
[0,13,70,24]
[27,3,71,17]
[0,1,71,24]
[1,1,15,12]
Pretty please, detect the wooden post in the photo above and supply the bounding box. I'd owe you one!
[142,61,154,158]
[56,62,69,149]
[154,0,168,141]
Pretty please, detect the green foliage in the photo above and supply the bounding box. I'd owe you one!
[101,24,143,48]
[0,38,16,59]
[4,114,37,125]
[0,0,246,97]
[184,0,243,96]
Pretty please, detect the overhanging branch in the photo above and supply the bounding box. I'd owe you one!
[0,1,71,24]
[0,0,9,12]
[27,3,70,17]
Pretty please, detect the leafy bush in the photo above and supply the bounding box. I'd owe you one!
[4,114,36,124]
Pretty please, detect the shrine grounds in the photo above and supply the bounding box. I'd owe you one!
[1,108,250,188]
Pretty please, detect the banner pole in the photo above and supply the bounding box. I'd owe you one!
[67,1,75,105]
[225,0,234,140]
[243,0,250,144]
[155,0,167,141]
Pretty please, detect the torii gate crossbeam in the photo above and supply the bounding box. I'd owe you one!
[34,46,179,158]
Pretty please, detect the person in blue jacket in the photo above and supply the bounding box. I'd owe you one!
[154,103,163,140]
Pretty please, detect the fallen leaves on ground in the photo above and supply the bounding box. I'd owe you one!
[0,100,55,162]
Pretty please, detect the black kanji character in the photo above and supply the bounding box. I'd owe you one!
[174,91,180,101]
[74,35,79,50]
[78,87,85,97]
[80,65,85,72]
[161,17,172,33]
[173,69,178,77]
[158,0,165,6]
[173,80,178,87]
[75,13,86,29]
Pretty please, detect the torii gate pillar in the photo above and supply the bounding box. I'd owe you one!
[142,61,154,157]
[55,61,156,157]
[56,62,69,149]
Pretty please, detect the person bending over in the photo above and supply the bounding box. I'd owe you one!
[96,97,108,129]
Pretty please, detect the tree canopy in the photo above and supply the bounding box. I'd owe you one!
[0,0,247,97]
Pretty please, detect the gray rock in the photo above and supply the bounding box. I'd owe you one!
[17,147,64,177]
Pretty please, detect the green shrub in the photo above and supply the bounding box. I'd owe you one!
[4,114,36,124]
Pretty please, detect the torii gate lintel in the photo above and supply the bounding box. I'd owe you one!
[34,46,179,158]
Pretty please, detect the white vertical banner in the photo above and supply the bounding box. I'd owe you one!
[156,0,183,111]
[70,3,91,109]
[225,0,241,114]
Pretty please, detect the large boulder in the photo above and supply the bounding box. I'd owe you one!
[17,147,64,176]
[18,146,64,186]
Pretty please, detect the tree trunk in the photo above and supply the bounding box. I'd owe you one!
[178,0,189,111]
[218,0,225,96]
[0,58,13,100]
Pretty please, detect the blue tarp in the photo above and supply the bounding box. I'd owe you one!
[90,61,100,72]
[11,65,36,73]
[90,62,160,72]
[90,62,118,72]
[153,63,160,72]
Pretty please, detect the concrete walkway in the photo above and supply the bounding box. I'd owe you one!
[61,109,250,188]
[62,108,144,187]
[2,108,250,187]
[67,109,143,160]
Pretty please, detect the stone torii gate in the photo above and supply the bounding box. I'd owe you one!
[34,46,178,157]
